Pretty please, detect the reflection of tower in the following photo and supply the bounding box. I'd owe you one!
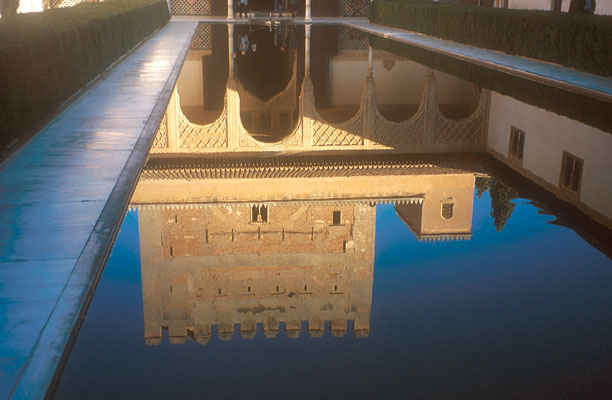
[394,174,474,241]
[139,202,375,345]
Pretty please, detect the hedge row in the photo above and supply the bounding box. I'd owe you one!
[0,0,170,152]
[369,1,612,76]
[368,34,612,134]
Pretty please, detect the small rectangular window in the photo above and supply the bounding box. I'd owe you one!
[559,152,583,195]
[260,113,272,130]
[441,203,454,219]
[332,211,341,225]
[251,205,268,223]
[508,126,525,162]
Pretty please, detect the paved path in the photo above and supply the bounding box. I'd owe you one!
[0,20,196,400]
[344,20,612,103]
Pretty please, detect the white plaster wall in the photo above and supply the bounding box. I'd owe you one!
[594,2,612,15]
[17,0,43,13]
[505,0,611,14]
[508,0,554,10]
[328,60,368,106]
[177,57,204,107]
[329,58,472,106]
[487,92,612,220]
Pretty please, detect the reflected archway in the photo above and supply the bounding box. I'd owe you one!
[176,24,228,125]
[234,23,303,142]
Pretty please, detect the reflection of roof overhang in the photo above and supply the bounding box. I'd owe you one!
[415,234,472,242]
[398,212,473,242]
[141,154,482,180]
[132,154,482,205]
[130,197,424,210]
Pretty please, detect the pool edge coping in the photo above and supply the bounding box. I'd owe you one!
[7,20,198,400]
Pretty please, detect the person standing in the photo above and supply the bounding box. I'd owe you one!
[290,0,298,17]
[238,0,248,18]
[569,0,596,13]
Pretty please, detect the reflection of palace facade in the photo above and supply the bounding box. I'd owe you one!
[167,23,612,230]
[133,156,479,344]
[156,24,489,154]
[138,202,375,344]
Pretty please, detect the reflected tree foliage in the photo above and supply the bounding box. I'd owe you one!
[475,177,518,231]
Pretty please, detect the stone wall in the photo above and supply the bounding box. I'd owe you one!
[139,203,375,345]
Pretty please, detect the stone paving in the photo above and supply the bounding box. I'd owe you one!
[0,20,196,400]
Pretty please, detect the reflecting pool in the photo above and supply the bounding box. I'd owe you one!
[52,23,612,399]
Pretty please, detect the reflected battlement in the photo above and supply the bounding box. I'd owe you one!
[134,155,480,345]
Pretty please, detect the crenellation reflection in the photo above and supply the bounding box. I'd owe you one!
[133,154,482,346]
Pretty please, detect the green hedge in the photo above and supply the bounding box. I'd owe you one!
[369,1,612,76]
[0,0,169,152]
[368,34,612,134]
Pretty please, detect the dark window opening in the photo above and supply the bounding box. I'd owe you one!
[560,152,583,194]
[509,126,525,162]
[332,211,341,225]
[442,202,454,219]
[252,205,268,223]
[260,113,272,130]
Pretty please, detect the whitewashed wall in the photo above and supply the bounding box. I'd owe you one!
[487,92,612,222]
[329,58,473,106]
[177,55,204,107]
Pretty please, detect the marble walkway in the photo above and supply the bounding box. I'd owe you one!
[0,20,196,400]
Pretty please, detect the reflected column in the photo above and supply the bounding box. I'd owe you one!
[305,24,311,77]
[368,45,373,77]
[302,24,314,146]
[305,0,311,21]
[228,24,235,78]
[228,0,234,19]
[364,45,376,148]
[226,23,239,149]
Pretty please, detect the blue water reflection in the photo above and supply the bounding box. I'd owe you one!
[54,186,612,399]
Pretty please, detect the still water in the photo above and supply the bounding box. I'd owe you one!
[53,23,612,399]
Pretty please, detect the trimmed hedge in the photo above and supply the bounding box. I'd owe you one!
[369,1,612,76]
[368,34,612,134]
[0,0,169,152]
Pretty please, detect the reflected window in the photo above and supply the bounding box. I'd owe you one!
[260,113,271,130]
[252,205,268,223]
[509,126,525,162]
[332,211,341,225]
[441,198,454,219]
[559,152,583,195]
